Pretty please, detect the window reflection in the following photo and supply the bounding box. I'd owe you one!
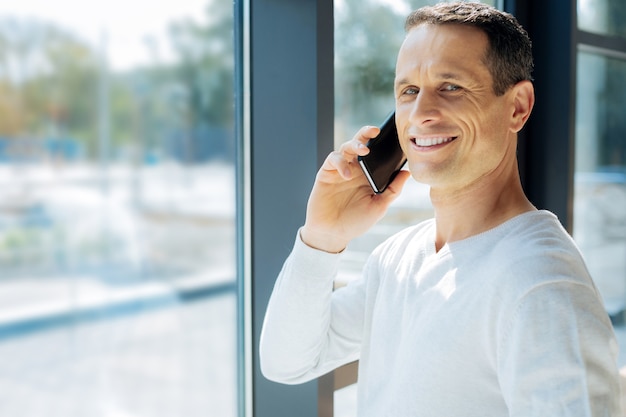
[578,0,626,38]
[0,1,237,416]
[574,50,626,329]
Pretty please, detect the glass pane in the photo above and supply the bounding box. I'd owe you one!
[0,1,237,416]
[573,50,626,363]
[578,0,626,38]
[333,0,494,415]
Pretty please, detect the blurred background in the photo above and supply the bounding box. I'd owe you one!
[0,1,237,416]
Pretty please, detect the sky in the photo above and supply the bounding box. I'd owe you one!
[0,0,209,71]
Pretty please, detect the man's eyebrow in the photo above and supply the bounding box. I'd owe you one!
[437,72,465,81]
[395,71,476,87]
[394,78,410,88]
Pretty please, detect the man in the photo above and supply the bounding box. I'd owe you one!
[260,2,621,415]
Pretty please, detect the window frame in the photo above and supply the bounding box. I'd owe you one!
[236,0,335,416]
[511,0,626,232]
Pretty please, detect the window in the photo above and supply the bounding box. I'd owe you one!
[0,1,238,416]
[573,0,626,368]
[578,0,626,38]
[574,51,626,321]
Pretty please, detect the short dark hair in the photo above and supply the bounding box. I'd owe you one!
[405,2,533,96]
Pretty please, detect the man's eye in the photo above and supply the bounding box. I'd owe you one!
[403,87,419,95]
[442,84,461,92]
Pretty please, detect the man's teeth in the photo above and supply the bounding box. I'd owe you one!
[414,137,454,147]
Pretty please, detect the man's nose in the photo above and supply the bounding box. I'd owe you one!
[409,90,442,125]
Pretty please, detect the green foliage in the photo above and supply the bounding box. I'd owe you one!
[166,0,234,127]
[335,0,407,129]
[0,18,99,141]
[0,0,234,161]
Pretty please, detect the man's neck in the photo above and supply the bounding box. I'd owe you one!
[430,166,536,252]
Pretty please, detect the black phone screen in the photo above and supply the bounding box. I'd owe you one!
[358,112,406,194]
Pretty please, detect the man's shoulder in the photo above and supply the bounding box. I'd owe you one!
[481,210,595,294]
[491,210,582,263]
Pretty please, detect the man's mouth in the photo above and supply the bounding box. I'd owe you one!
[411,136,457,147]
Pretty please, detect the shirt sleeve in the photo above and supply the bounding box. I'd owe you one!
[498,280,622,416]
[259,229,365,384]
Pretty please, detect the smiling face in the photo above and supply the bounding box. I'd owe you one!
[395,23,526,192]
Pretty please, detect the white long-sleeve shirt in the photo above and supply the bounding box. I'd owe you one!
[260,210,621,416]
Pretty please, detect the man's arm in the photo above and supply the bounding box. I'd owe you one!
[259,126,410,383]
[498,281,621,416]
[259,231,362,383]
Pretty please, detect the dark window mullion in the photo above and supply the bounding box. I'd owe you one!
[576,30,626,56]
[238,1,334,417]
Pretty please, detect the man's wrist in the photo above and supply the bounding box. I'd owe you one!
[299,227,347,254]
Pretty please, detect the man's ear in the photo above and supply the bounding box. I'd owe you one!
[509,80,535,133]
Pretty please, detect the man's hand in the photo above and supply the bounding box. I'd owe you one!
[300,125,411,253]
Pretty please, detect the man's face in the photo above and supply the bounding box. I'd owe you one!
[394,23,519,191]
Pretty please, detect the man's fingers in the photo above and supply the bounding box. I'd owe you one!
[323,152,352,179]
[381,170,411,200]
[321,152,362,180]
[319,125,379,181]
[349,125,380,151]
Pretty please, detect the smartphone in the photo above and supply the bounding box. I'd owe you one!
[358,112,407,194]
